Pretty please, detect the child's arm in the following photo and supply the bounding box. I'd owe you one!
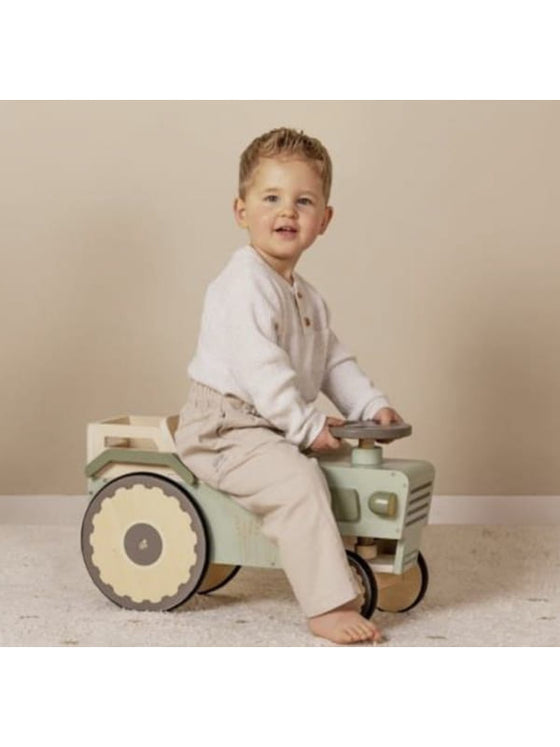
[320,327,395,421]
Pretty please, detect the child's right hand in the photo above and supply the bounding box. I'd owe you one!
[309,417,345,452]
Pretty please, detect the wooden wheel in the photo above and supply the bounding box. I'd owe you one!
[81,473,209,611]
[346,550,378,619]
[375,552,429,613]
[198,564,241,594]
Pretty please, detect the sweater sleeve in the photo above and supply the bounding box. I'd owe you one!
[223,276,326,449]
[320,307,391,421]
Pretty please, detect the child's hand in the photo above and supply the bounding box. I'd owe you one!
[372,407,403,443]
[309,417,345,452]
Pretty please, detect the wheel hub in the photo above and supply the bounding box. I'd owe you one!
[123,522,163,565]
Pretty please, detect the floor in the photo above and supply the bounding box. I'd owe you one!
[1,523,559,646]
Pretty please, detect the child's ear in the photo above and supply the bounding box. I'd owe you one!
[233,197,248,228]
[319,205,334,235]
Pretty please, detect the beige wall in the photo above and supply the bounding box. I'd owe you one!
[1,101,559,495]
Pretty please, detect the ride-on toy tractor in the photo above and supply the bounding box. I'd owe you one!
[82,416,435,617]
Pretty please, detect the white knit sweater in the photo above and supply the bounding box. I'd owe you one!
[187,245,390,448]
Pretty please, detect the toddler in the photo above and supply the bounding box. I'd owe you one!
[175,127,402,644]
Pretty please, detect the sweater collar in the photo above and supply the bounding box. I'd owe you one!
[241,245,301,293]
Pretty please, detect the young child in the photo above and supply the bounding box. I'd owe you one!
[175,127,402,645]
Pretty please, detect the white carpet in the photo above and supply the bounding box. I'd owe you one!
[1,523,559,646]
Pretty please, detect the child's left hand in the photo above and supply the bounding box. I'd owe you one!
[372,407,403,443]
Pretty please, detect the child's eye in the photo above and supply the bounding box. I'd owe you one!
[264,195,278,202]
[298,197,313,206]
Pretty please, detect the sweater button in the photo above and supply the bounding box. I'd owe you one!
[297,291,303,299]
[304,317,311,327]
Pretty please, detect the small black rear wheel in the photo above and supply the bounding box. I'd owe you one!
[346,550,378,619]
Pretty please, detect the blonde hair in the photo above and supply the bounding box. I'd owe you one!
[238,127,332,202]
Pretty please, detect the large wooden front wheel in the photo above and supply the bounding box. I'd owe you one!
[81,473,209,611]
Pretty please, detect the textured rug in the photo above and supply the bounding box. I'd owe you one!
[1,523,559,646]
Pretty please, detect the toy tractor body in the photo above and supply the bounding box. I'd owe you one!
[83,415,435,617]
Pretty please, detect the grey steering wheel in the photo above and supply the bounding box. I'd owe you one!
[329,420,412,441]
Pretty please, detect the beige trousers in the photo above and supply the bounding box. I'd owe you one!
[174,381,360,617]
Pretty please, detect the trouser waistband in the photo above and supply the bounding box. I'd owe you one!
[187,380,256,413]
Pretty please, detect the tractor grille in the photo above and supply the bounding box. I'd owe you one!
[403,548,419,568]
[405,481,433,527]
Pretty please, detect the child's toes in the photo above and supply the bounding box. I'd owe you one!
[350,624,371,641]
[345,625,363,642]
[366,622,383,641]
[359,624,377,641]
[351,623,368,638]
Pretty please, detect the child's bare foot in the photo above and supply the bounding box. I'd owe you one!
[308,602,383,645]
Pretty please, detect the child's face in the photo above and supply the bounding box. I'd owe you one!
[234,156,333,281]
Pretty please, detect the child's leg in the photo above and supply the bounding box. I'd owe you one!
[215,432,382,644]
[176,382,381,644]
[219,437,358,615]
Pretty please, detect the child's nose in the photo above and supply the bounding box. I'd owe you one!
[280,202,297,216]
